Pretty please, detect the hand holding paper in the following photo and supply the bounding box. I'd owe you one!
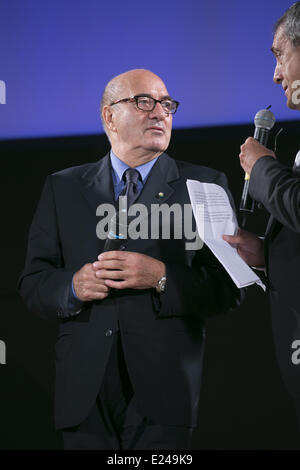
[223,228,265,268]
[186,180,265,290]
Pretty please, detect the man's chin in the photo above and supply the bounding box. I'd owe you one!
[147,146,168,154]
[145,138,169,153]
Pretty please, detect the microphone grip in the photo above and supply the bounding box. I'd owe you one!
[102,236,126,294]
[102,237,126,252]
[239,173,255,213]
[239,127,270,219]
[102,213,128,252]
[254,127,269,146]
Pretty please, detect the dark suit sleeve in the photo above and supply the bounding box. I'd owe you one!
[154,247,243,319]
[18,176,78,321]
[153,171,243,319]
[249,155,300,234]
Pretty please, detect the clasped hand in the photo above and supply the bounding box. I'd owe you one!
[73,251,165,302]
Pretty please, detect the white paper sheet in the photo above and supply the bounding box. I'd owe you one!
[186,179,265,290]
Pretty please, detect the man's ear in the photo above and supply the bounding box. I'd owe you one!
[102,105,117,132]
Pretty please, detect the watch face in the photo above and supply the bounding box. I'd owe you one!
[160,277,166,292]
[156,276,166,293]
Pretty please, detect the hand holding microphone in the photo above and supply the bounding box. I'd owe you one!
[239,136,276,175]
[239,109,276,224]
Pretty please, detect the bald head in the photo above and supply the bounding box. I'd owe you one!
[100,68,174,167]
[100,69,168,136]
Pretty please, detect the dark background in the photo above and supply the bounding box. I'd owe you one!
[0,121,299,449]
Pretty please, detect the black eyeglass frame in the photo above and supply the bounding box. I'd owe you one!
[110,94,180,114]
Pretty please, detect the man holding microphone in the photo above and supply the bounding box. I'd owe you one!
[224,2,300,435]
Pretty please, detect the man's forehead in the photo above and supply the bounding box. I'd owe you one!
[271,27,289,54]
[122,73,169,97]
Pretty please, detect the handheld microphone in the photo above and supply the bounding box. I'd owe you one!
[240,108,276,218]
[102,212,128,252]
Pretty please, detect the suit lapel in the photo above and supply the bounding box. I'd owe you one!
[78,153,116,214]
[264,162,300,242]
[265,215,275,239]
[264,216,283,277]
[131,152,179,214]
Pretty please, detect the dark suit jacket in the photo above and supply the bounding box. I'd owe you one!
[249,156,300,403]
[18,152,241,429]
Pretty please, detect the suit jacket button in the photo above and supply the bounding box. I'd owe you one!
[105,329,113,337]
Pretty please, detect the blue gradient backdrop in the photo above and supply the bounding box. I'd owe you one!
[0,0,296,139]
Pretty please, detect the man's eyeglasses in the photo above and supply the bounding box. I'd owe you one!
[110,95,179,115]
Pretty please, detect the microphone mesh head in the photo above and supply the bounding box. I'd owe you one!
[254,109,276,130]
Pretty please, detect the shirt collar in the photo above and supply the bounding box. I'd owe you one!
[110,150,159,184]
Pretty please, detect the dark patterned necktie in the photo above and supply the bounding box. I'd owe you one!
[119,168,141,207]
[103,168,142,252]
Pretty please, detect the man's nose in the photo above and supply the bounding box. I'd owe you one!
[273,62,283,84]
[149,101,168,118]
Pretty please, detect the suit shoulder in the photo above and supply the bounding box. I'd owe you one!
[174,158,227,183]
[50,161,99,179]
[49,158,105,182]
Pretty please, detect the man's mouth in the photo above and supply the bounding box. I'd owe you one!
[147,126,164,133]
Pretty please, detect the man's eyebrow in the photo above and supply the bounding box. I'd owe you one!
[136,93,173,100]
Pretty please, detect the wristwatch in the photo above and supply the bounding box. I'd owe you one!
[156,275,167,294]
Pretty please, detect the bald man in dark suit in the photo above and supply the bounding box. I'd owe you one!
[19,69,241,450]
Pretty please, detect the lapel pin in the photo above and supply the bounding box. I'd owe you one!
[158,192,164,198]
